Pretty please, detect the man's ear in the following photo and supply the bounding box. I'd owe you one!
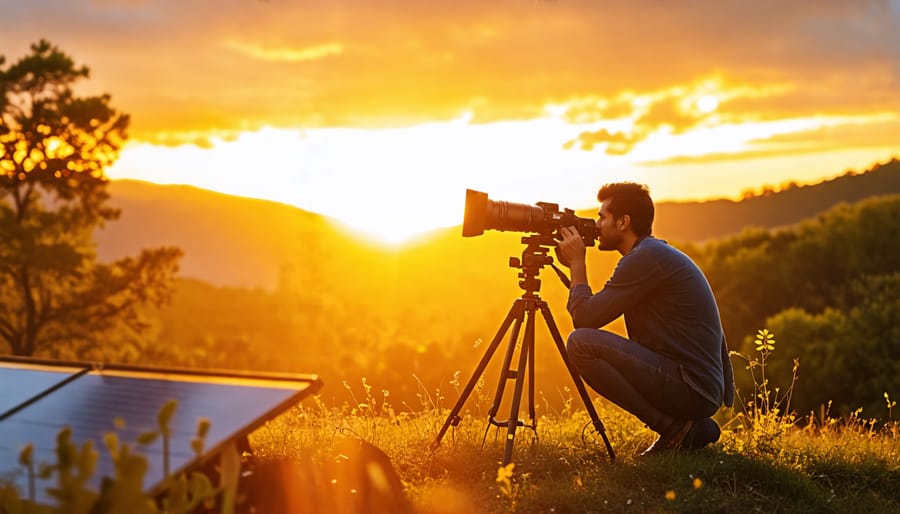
[620,214,630,230]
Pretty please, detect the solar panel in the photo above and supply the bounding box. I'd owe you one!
[0,356,322,507]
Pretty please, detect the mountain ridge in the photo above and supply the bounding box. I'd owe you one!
[652,158,900,242]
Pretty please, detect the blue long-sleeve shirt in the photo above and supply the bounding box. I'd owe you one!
[567,236,734,408]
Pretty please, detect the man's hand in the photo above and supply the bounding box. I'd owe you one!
[556,226,586,268]
[556,226,589,287]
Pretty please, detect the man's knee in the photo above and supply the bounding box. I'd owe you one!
[567,328,629,361]
[566,328,598,358]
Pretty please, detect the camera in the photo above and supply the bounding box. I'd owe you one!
[462,189,599,246]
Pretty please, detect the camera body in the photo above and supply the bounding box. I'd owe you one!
[462,189,598,246]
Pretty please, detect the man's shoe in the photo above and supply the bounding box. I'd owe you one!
[639,418,695,457]
[683,417,721,450]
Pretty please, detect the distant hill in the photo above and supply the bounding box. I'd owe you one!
[652,159,900,242]
[98,158,900,288]
[97,181,341,289]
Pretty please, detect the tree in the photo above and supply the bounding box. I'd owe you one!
[0,40,182,357]
[760,273,900,418]
[686,195,900,348]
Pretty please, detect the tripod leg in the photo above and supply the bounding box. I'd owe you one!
[501,303,535,465]
[538,301,616,462]
[487,312,525,420]
[527,327,536,428]
[432,300,525,449]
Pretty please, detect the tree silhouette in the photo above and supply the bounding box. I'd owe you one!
[0,40,182,357]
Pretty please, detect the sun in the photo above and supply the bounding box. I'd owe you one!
[108,125,473,246]
[696,94,720,114]
[329,214,457,246]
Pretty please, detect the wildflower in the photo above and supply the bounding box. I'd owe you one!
[497,463,517,501]
[665,490,676,501]
[755,329,775,352]
[496,462,515,484]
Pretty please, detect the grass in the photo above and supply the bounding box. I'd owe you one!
[249,384,900,513]
[248,331,900,513]
[3,330,898,513]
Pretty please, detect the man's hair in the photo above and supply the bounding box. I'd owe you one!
[597,182,654,237]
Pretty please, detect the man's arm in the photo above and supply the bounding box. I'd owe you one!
[566,242,662,328]
[556,226,588,287]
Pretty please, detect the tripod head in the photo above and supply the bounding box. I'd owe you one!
[509,234,559,295]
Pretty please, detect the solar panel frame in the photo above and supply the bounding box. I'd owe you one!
[0,361,88,420]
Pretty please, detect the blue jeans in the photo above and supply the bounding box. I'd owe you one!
[566,328,718,433]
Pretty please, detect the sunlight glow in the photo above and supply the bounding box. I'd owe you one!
[696,95,719,113]
[108,119,599,244]
[107,109,899,244]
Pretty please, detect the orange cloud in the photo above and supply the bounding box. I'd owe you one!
[564,129,641,155]
[560,81,727,154]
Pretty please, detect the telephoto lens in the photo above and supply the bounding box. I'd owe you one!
[462,189,597,245]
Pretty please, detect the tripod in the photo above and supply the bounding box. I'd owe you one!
[432,235,615,465]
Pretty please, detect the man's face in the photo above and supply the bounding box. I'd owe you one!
[595,199,623,251]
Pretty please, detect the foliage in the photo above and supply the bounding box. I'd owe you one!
[0,40,182,357]
[0,401,231,514]
[683,195,900,415]
[687,194,900,342]
[729,330,798,454]
[761,272,900,417]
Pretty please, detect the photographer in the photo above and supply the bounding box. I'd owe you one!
[556,182,734,456]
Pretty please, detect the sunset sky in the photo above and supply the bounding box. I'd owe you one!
[3,0,900,242]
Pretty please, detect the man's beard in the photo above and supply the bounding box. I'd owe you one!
[596,231,621,251]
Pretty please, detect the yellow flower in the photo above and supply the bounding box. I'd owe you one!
[665,490,676,501]
[755,329,775,352]
[693,477,703,489]
[496,463,515,484]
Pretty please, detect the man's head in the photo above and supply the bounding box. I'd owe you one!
[595,182,654,252]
